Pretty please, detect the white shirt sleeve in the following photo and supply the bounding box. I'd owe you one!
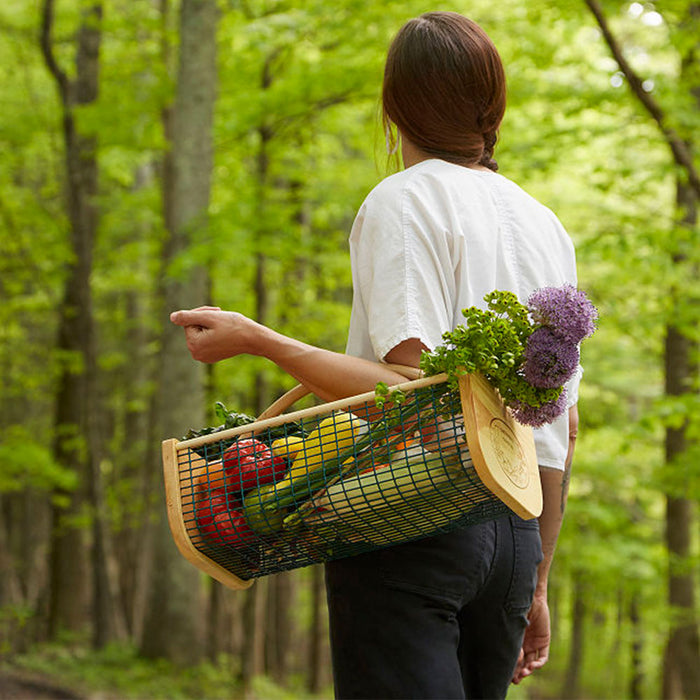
[348,182,455,361]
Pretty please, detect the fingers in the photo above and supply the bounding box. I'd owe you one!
[529,653,548,671]
[169,310,188,326]
[525,646,548,668]
[511,647,549,685]
[170,306,222,327]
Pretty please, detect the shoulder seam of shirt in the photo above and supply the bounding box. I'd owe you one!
[398,166,455,353]
[400,172,422,334]
[487,178,523,292]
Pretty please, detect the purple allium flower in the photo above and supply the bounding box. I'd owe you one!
[511,391,568,428]
[523,327,580,389]
[528,284,598,344]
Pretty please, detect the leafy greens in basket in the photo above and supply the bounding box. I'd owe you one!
[419,285,597,427]
[183,401,308,460]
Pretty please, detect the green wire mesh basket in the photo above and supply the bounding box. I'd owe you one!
[162,368,542,590]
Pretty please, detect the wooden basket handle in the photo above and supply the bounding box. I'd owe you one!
[256,364,423,421]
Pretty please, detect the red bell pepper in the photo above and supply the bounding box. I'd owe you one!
[211,509,256,547]
[195,488,255,547]
[194,489,228,540]
[195,438,287,548]
[222,438,287,495]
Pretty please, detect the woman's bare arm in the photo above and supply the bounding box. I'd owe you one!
[170,307,420,401]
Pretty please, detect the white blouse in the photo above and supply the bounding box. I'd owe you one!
[346,158,580,470]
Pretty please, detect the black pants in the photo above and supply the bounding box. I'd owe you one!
[325,514,542,700]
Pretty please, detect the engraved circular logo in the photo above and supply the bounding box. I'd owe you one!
[487,418,529,489]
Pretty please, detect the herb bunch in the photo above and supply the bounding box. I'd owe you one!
[419,286,597,427]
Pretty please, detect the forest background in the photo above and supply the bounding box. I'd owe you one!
[1,0,699,699]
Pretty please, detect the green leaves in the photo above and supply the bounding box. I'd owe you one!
[374,382,406,408]
[419,290,561,410]
[0,426,78,495]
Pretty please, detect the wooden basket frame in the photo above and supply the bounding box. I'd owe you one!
[162,369,542,590]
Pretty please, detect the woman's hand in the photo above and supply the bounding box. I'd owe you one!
[511,592,550,685]
[170,306,265,363]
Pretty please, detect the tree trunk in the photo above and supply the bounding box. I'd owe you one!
[205,580,246,664]
[240,580,267,690]
[206,582,225,662]
[40,0,104,641]
[87,303,126,647]
[629,595,643,700]
[663,494,700,699]
[139,0,218,662]
[0,499,26,653]
[114,285,157,642]
[561,576,586,699]
[238,60,277,688]
[308,565,328,694]
[661,168,700,700]
[265,572,294,684]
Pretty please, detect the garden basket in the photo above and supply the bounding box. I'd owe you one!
[162,367,542,590]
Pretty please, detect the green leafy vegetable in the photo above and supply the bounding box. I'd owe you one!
[374,382,407,408]
[183,401,309,460]
[416,287,597,427]
[419,291,560,407]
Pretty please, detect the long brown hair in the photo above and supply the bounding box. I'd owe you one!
[383,12,506,171]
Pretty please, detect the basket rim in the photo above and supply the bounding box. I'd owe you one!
[174,371,450,451]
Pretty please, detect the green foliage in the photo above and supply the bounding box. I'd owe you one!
[0,426,77,494]
[4,641,334,699]
[374,382,407,408]
[0,604,35,656]
[419,291,561,411]
[250,674,333,700]
[6,642,235,700]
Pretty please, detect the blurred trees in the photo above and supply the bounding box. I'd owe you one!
[581,1,700,697]
[0,0,698,697]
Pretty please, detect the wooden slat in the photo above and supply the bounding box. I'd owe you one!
[162,439,253,590]
[459,373,542,519]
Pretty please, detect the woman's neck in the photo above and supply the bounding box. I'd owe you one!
[401,137,431,168]
[400,136,492,171]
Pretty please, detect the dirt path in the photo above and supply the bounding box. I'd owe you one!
[0,671,84,700]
